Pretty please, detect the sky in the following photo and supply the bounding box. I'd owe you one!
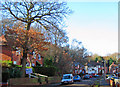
[65,1,118,56]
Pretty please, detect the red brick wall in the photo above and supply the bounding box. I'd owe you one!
[1,45,12,61]
[30,54,43,66]
[1,45,43,66]
[12,51,21,65]
[23,54,44,66]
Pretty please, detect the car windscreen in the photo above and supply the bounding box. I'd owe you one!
[63,75,71,79]
[113,77,118,79]
[74,76,78,78]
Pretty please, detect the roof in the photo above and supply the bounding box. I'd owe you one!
[63,74,73,76]
[0,35,7,45]
[87,61,103,67]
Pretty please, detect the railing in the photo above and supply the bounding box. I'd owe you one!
[31,73,48,78]
[30,73,48,84]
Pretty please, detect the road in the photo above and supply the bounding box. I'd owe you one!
[5,76,110,87]
[42,77,102,87]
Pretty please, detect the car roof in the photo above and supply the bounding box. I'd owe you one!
[63,74,73,76]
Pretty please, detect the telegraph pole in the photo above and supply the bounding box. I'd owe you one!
[104,60,106,80]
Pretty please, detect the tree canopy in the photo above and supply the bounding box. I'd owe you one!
[2,1,71,31]
[2,0,72,77]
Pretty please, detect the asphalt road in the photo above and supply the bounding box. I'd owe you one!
[58,77,100,87]
[5,76,110,87]
[41,77,102,87]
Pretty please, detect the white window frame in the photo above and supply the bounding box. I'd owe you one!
[13,61,17,64]
[33,51,36,59]
[38,54,41,60]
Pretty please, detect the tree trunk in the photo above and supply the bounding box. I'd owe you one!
[21,23,31,77]
[21,49,27,77]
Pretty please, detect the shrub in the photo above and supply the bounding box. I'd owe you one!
[2,67,22,82]
[2,68,9,82]
[33,66,56,76]
[1,60,12,67]
[9,67,22,78]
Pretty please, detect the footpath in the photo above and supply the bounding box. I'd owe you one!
[1,76,61,87]
[1,77,111,87]
[99,78,110,87]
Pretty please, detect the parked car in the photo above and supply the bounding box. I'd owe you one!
[109,76,120,87]
[94,74,100,77]
[91,73,96,77]
[114,78,120,87]
[61,74,74,84]
[110,76,119,87]
[89,74,92,78]
[73,75,81,82]
[83,74,90,79]
[106,75,114,80]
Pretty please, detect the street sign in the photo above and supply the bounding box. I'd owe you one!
[26,68,33,74]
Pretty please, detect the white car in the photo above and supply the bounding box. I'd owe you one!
[61,74,74,84]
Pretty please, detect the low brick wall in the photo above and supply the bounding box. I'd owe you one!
[8,78,39,85]
[8,76,61,86]
[48,76,61,84]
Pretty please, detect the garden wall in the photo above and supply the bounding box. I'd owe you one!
[8,76,61,86]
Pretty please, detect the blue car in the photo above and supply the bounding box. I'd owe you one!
[73,75,81,82]
[83,74,90,79]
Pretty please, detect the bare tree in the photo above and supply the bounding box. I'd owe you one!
[70,39,89,66]
[1,0,71,77]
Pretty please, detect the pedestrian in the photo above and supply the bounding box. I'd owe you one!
[45,77,48,83]
[38,77,42,84]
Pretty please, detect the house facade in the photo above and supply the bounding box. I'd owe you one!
[0,35,44,66]
[0,45,12,61]
[109,62,118,74]
[86,60,108,74]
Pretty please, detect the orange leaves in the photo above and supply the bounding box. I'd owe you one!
[5,25,49,53]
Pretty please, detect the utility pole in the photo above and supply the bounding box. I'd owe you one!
[104,60,106,80]
[118,64,120,78]
[72,59,75,75]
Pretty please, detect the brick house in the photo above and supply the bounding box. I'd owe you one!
[0,35,12,61]
[0,35,44,66]
[109,62,118,74]
[26,53,44,67]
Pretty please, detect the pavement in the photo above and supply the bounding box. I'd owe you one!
[99,79,110,86]
[1,77,110,87]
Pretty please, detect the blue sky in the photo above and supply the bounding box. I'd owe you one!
[65,2,118,56]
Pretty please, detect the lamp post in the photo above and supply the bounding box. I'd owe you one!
[104,60,106,80]
[72,59,75,75]
[102,60,106,80]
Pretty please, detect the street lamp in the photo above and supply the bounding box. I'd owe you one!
[103,60,106,80]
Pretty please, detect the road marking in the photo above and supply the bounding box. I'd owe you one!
[60,84,89,87]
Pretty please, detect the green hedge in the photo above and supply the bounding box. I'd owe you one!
[33,66,56,76]
[2,66,56,82]
[2,71,9,82]
[2,67,22,82]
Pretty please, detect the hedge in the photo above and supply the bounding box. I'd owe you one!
[2,67,22,82]
[2,66,56,82]
[33,66,56,76]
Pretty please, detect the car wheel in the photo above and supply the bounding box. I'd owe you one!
[116,82,119,87]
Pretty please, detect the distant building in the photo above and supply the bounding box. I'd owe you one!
[87,60,108,74]
[109,62,118,74]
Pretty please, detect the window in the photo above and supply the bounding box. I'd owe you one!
[26,63,29,66]
[32,63,35,66]
[16,47,20,55]
[33,52,36,59]
[13,61,16,64]
[38,54,41,60]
